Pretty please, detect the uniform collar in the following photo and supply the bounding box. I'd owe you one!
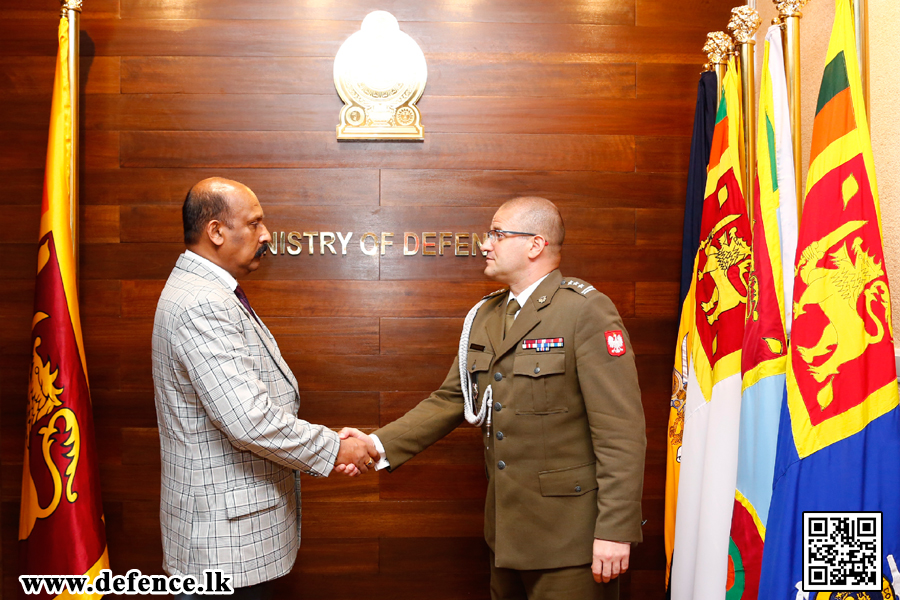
[508,273,550,310]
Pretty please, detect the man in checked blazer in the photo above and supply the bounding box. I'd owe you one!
[339,197,646,600]
[152,178,376,599]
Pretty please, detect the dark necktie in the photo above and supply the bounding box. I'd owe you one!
[503,299,520,339]
[234,285,260,324]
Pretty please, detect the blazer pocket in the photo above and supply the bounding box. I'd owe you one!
[539,462,598,497]
[224,480,280,520]
[513,351,567,414]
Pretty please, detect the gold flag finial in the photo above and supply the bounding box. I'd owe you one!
[60,0,83,14]
[704,31,735,65]
[775,0,809,18]
[727,6,761,44]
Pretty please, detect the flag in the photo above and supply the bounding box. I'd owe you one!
[671,56,752,600]
[758,0,900,596]
[665,261,696,586]
[679,70,720,307]
[19,14,109,598]
[728,25,799,600]
[665,69,719,587]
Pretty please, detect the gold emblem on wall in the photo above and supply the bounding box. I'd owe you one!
[334,11,427,140]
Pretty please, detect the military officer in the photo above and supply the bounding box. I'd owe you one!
[339,196,646,600]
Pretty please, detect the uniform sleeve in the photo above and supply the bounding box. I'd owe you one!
[374,357,466,471]
[575,293,646,542]
[173,298,341,477]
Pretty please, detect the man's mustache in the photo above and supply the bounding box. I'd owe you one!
[255,245,268,259]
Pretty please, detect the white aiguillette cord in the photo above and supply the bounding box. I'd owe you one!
[459,298,493,427]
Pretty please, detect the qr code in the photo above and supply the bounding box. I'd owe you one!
[803,512,882,592]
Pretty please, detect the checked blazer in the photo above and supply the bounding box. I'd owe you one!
[152,252,340,587]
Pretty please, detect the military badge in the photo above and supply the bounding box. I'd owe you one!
[522,338,563,352]
[605,330,626,356]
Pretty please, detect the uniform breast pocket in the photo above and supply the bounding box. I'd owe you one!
[513,351,568,415]
[467,350,494,399]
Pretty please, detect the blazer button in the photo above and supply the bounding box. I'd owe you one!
[493,402,502,411]
[534,366,541,374]
[498,461,506,470]
[494,372,503,381]
[496,432,504,440]
[575,485,582,493]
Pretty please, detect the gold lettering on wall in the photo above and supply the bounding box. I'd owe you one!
[266,230,486,258]
[403,232,420,255]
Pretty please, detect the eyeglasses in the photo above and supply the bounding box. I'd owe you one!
[485,229,537,243]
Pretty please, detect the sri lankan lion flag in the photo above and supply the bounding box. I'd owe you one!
[758,0,900,596]
[727,25,799,600]
[19,14,109,599]
[671,57,751,600]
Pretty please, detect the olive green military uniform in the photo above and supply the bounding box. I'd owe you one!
[375,269,646,595]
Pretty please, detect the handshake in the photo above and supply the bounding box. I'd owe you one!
[333,428,379,476]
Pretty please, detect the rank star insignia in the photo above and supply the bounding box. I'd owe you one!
[538,296,546,304]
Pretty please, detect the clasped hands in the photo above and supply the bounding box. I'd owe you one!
[334,427,377,476]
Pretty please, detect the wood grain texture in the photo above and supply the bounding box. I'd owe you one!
[0,56,119,94]
[81,168,381,206]
[60,94,693,136]
[381,169,688,209]
[120,0,635,24]
[0,20,712,59]
[121,55,636,98]
[120,131,636,171]
[0,2,742,596]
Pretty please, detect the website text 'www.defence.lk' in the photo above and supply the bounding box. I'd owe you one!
[20,569,233,595]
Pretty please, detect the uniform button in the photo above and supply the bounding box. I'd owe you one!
[493,402,502,411]
[498,461,506,470]
[534,366,541,374]
[496,432,504,440]
[575,485,582,493]
[494,372,503,381]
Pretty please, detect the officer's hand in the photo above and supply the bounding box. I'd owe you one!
[591,539,630,583]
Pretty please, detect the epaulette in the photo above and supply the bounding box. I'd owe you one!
[483,288,508,299]
[559,277,598,297]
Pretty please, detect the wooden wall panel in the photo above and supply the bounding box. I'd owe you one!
[120,131,636,171]
[0,1,737,598]
[121,56,638,98]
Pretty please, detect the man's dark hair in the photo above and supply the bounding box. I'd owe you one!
[182,182,233,245]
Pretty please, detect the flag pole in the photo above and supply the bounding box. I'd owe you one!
[728,6,762,222]
[703,31,736,112]
[777,0,807,219]
[62,0,81,283]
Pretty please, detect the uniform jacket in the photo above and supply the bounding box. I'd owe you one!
[375,269,646,570]
[151,252,340,587]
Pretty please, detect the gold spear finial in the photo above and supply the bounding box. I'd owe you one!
[775,0,809,18]
[704,31,736,65]
[727,6,761,44]
[61,0,83,12]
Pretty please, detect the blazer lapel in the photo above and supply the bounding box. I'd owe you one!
[236,302,300,397]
